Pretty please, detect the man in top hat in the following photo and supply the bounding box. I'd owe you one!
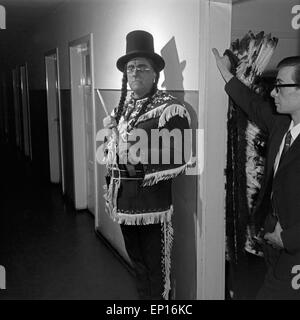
[102,30,192,300]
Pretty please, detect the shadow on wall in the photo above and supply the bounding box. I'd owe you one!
[161,37,198,300]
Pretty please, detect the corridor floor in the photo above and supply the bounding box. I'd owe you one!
[0,143,138,300]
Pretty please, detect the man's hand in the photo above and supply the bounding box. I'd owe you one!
[264,221,284,250]
[103,116,117,129]
[212,48,234,83]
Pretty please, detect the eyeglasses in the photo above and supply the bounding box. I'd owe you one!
[273,83,300,94]
[126,65,151,74]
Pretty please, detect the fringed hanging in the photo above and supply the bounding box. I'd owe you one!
[161,210,174,300]
[226,97,250,263]
[225,31,278,264]
[103,172,121,222]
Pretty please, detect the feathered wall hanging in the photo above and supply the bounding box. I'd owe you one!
[224,31,278,265]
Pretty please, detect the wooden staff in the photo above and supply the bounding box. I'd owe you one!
[96,89,109,116]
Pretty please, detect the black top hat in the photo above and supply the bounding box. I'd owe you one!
[116,30,165,72]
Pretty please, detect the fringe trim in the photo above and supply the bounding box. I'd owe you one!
[245,122,265,210]
[158,104,191,128]
[162,216,174,300]
[142,158,195,187]
[103,176,121,222]
[135,103,168,126]
[103,130,118,167]
[112,206,173,225]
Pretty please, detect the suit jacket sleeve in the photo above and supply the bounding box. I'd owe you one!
[225,77,277,134]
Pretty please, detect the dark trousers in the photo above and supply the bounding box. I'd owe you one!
[256,246,300,300]
[256,214,300,300]
[120,223,164,300]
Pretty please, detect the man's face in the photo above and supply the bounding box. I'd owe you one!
[271,66,300,116]
[126,57,157,98]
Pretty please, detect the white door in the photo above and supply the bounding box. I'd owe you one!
[20,65,32,158]
[45,51,63,185]
[69,34,97,215]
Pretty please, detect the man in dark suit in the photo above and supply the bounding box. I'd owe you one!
[212,48,300,299]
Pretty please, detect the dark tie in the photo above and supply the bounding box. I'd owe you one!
[278,130,292,168]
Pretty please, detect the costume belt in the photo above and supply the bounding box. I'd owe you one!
[108,168,144,180]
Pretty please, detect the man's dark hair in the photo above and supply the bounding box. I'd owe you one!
[277,56,300,84]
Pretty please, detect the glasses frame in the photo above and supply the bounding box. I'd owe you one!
[126,65,151,74]
[273,83,300,94]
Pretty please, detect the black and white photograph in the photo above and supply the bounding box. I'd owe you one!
[0,0,300,306]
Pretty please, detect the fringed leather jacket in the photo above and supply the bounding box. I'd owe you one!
[103,90,192,226]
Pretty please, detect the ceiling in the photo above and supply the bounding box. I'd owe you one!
[0,0,67,31]
[0,0,295,32]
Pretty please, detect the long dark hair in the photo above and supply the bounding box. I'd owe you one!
[114,59,160,124]
[115,71,128,123]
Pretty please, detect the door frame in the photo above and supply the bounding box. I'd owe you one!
[197,0,232,300]
[12,68,22,149]
[20,63,32,159]
[24,63,33,160]
[45,48,65,193]
[68,33,98,220]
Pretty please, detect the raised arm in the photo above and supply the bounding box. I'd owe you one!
[212,48,276,134]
